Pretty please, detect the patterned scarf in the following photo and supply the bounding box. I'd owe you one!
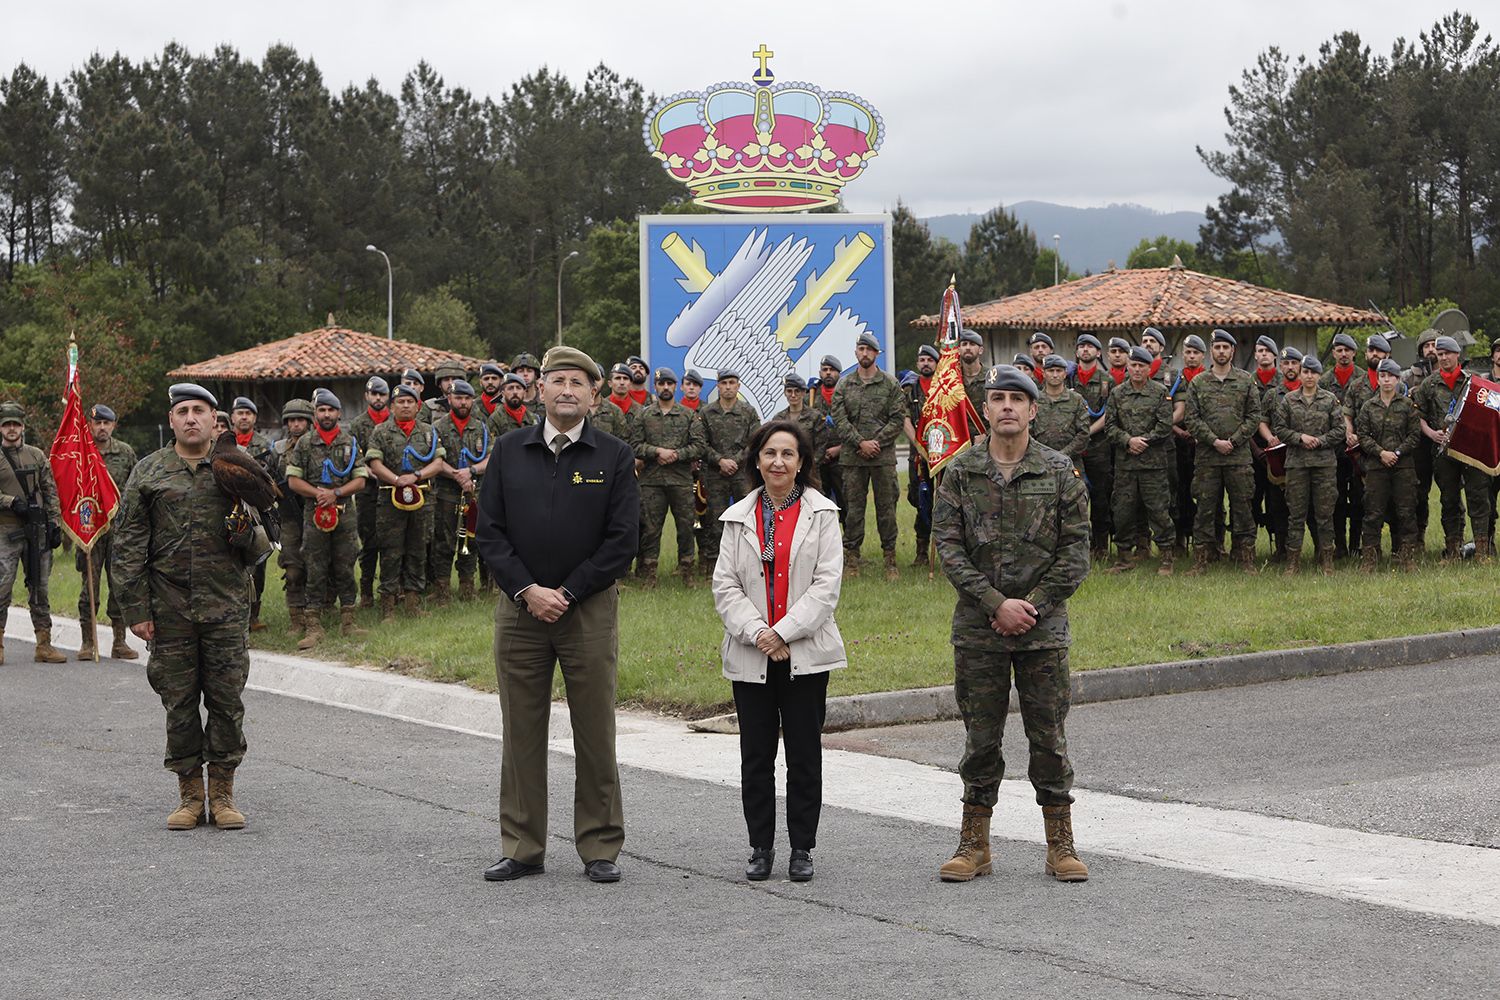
[759,484,803,563]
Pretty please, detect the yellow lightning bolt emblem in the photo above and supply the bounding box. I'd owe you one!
[773,231,876,350]
[660,232,714,294]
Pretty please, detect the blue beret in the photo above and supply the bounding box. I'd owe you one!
[480,362,504,378]
[1377,358,1403,377]
[1366,334,1391,353]
[683,369,704,385]
[983,364,1038,399]
[1434,336,1461,353]
[503,373,526,387]
[393,385,421,402]
[819,355,842,371]
[1212,329,1237,347]
[1012,353,1037,371]
[402,368,425,385]
[365,376,389,394]
[231,396,257,414]
[610,363,631,377]
[88,404,117,422]
[1331,333,1357,351]
[856,332,881,352]
[1108,337,1131,352]
[1140,326,1165,346]
[1300,356,1323,374]
[448,379,475,397]
[1042,354,1068,370]
[312,387,342,410]
[715,367,739,382]
[917,344,940,361]
[1183,335,1207,353]
[784,372,807,389]
[169,383,218,409]
[1128,346,1153,365]
[958,330,983,346]
[1076,334,1102,351]
[626,355,647,368]
[1028,331,1054,348]
[654,367,678,383]
[1280,346,1303,362]
[1256,335,1278,353]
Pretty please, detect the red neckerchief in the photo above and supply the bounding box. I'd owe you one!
[395,418,416,437]
[1255,367,1277,385]
[1181,365,1205,383]
[1440,367,1462,391]
[1109,366,1127,385]
[608,394,631,414]
[1076,364,1097,385]
[918,375,933,396]
[628,388,649,406]
[820,385,835,406]
[1333,363,1355,387]
[1148,357,1162,379]
[367,406,389,425]
[235,431,254,448]
[502,403,528,425]
[1031,368,1044,384]
[316,424,340,447]
[1366,368,1380,391]
[1283,378,1302,392]
[681,397,700,410]
[451,413,471,435]
[479,394,498,416]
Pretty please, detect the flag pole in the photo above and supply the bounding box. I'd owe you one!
[86,550,98,662]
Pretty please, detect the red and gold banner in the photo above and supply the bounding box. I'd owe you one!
[918,282,983,475]
[49,341,120,552]
[1446,374,1500,476]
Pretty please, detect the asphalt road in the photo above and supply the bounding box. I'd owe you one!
[2,640,1496,1000]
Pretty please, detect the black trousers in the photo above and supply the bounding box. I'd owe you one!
[733,662,829,851]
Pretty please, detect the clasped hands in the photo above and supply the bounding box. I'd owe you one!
[754,627,790,661]
[522,586,571,623]
[992,598,1037,637]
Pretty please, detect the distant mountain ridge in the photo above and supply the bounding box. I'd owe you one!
[921,201,1207,276]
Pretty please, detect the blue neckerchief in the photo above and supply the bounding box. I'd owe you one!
[320,436,358,484]
[401,427,438,472]
[457,420,490,469]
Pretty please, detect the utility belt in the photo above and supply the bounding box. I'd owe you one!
[381,482,431,511]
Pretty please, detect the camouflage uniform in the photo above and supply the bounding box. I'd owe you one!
[1250,370,1285,548]
[1272,387,1345,556]
[1414,370,1492,547]
[1321,363,1365,554]
[832,369,905,557]
[237,431,274,620]
[963,368,989,431]
[112,447,254,775]
[0,441,61,631]
[431,412,491,593]
[632,402,705,576]
[900,378,934,551]
[1068,365,1113,552]
[267,432,308,609]
[487,401,540,440]
[696,398,762,563]
[1404,359,1437,541]
[1183,367,1260,552]
[1031,389,1090,471]
[366,420,443,597]
[287,428,367,610]
[76,435,137,630]
[932,438,1091,808]
[1356,392,1421,556]
[1103,379,1174,553]
[348,407,389,602]
[591,398,640,442]
[811,386,843,521]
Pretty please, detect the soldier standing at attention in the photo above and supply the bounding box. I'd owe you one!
[477,362,505,421]
[1272,356,1344,574]
[423,362,464,423]
[1169,335,1207,556]
[268,398,312,638]
[958,330,988,425]
[349,376,390,608]
[1104,346,1174,574]
[1182,330,1261,575]
[1357,359,1421,570]
[1027,332,1055,374]
[229,396,273,631]
[696,369,762,578]
[1032,355,1090,472]
[366,385,445,620]
[1069,334,1113,557]
[74,403,139,662]
[511,354,543,414]
[782,372,823,451]
[489,373,539,438]
[1139,328,1171,383]
[1321,332,1363,558]
[286,389,368,647]
[632,367,704,587]
[1106,338,1131,385]
[1405,330,1440,544]
[902,346,939,565]
[113,383,264,830]
[681,370,705,411]
[832,332,906,580]
[1249,336,1283,556]
[811,356,844,523]
[0,402,65,663]
[430,379,490,603]
[932,364,1091,885]
[592,364,641,443]
[623,355,651,407]
[1415,336,1492,561]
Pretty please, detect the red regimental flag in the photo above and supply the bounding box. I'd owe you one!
[918,282,983,475]
[1446,375,1500,476]
[49,356,120,552]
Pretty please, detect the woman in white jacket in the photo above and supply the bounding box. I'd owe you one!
[712,418,846,883]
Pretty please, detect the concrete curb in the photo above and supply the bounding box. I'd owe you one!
[687,625,1500,734]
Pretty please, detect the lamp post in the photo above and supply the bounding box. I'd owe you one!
[366,244,393,340]
[556,249,580,346]
[1052,234,1061,285]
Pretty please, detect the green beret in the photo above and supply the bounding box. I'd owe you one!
[541,345,599,379]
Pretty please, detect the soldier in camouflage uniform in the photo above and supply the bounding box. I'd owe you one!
[1415,336,1492,561]
[811,356,844,523]
[1249,336,1283,554]
[958,330,988,428]
[1320,332,1363,557]
[366,385,445,620]
[632,367,704,586]
[901,346,939,565]
[832,332,906,579]
[1069,334,1113,555]
[1140,327,1173,385]
[229,396,274,631]
[1272,356,1345,574]
[113,383,264,831]
[1106,337,1131,386]
[1104,346,1175,574]
[593,364,642,443]
[476,361,506,423]
[0,402,66,664]
[511,353,543,417]
[488,373,539,438]
[267,398,312,637]
[1357,359,1422,570]
[74,403,139,661]
[1031,355,1090,471]
[1405,330,1440,543]
[932,363,1091,885]
[287,388,369,647]
[781,372,825,460]
[424,361,464,423]
[1169,335,1208,555]
[1342,334,1396,549]
[431,379,490,602]
[1183,330,1261,574]
[696,368,762,573]
[349,376,391,608]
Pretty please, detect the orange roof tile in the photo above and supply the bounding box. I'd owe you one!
[911,267,1386,332]
[168,327,490,381]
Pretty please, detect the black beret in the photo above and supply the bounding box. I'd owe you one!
[448,379,475,397]
[503,373,527,387]
[1140,326,1165,346]
[958,329,983,346]
[1028,331,1054,348]
[312,387,342,410]
[1434,335,1461,353]
[683,369,704,385]
[169,383,219,409]
[1212,329,1237,347]
[1377,358,1403,377]
[1366,334,1391,353]
[480,362,504,378]
[856,331,881,352]
[1076,334,1102,351]
[1108,337,1131,352]
[88,404,117,422]
[402,368,426,385]
[1299,356,1323,375]
[983,364,1039,399]
[917,344,940,361]
[1280,346,1303,362]
[784,373,807,390]
[392,385,422,402]
[365,376,390,394]
[1256,335,1278,353]
[1331,333,1357,351]
[819,355,842,371]
[716,367,740,382]
[1128,346,1153,365]
[654,367,677,383]
[1182,334,1207,353]
[1042,354,1069,370]
[231,396,257,414]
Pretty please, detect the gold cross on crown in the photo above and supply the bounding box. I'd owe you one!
[751,44,775,84]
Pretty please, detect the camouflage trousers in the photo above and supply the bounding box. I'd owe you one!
[355,486,380,596]
[1112,466,1173,550]
[1081,448,1112,552]
[841,462,899,554]
[375,493,434,596]
[0,531,52,630]
[1334,448,1364,553]
[907,458,932,547]
[1361,464,1419,553]
[145,612,250,775]
[75,532,119,629]
[954,645,1074,808]
[303,504,360,609]
[699,472,750,563]
[428,490,478,591]
[1413,440,1434,540]
[1174,438,1197,544]
[1432,454,1492,543]
[639,483,696,572]
[278,505,307,609]
[818,461,844,526]
[1284,464,1336,554]
[1192,462,1255,548]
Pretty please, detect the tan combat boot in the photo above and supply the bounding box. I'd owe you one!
[1282,551,1300,577]
[167,768,207,830]
[636,560,659,590]
[1107,546,1137,574]
[938,803,993,882]
[287,606,306,640]
[1183,547,1210,577]
[1317,546,1335,576]
[432,579,451,607]
[402,592,430,618]
[340,606,366,638]
[111,624,139,660]
[296,614,324,651]
[207,764,245,829]
[1236,541,1259,575]
[76,628,97,661]
[1156,549,1173,576]
[379,593,397,623]
[33,630,66,663]
[883,550,899,581]
[458,578,476,602]
[679,562,696,588]
[1442,537,1462,563]
[248,603,266,633]
[1474,535,1493,563]
[1360,546,1379,573]
[358,585,375,610]
[1398,544,1417,571]
[843,552,860,579]
[1042,804,1090,882]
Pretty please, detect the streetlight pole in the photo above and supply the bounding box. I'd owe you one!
[556,250,580,346]
[1052,234,1061,285]
[366,244,392,340]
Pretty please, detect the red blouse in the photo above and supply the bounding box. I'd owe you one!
[754,497,802,628]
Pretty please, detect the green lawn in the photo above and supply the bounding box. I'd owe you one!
[25,486,1499,718]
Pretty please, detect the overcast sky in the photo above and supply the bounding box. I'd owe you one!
[4,1,1477,218]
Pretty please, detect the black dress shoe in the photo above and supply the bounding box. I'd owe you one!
[746,847,774,881]
[483,857,544,881]
[788,849,813,882]
[585,859,622,883]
